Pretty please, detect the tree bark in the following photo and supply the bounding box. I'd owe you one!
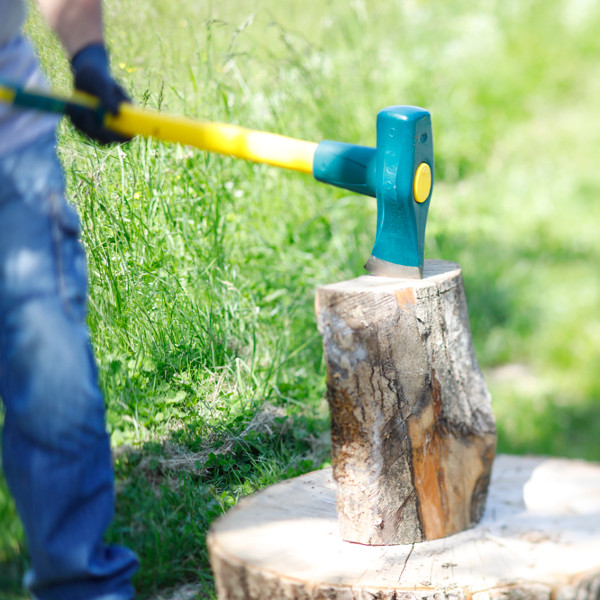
[314,260,496,545]
[207,455,600,600]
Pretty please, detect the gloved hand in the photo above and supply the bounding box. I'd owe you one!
[67,43,131,144]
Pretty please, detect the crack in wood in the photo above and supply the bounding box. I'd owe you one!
[398,543,415,584]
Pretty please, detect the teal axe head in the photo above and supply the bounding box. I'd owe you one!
[313,106,433,278]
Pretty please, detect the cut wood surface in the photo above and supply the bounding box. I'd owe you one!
[207,455,600,600]
[314,260,496,545]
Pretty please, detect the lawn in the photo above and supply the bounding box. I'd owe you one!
[1,0,600,598]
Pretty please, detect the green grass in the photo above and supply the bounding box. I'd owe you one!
[2,0,600,597]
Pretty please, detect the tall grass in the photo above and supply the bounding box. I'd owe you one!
[2,0,600,597]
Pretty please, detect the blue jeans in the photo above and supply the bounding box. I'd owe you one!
[0,132,138,600]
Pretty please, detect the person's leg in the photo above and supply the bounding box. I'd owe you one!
[0,132,138,600]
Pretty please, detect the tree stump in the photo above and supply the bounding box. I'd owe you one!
[207,454,600,600]
[314,260,496,545]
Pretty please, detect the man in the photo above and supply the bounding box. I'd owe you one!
[0,0,138,598]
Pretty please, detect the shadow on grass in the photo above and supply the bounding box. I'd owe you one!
[107,406,331,599]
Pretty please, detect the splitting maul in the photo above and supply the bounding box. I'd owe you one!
[0,82,433,278]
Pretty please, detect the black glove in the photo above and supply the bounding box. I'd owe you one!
[67,43,131,145]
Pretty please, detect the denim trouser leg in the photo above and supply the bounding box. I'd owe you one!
[0,132,138,600]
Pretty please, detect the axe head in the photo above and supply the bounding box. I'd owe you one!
[364,106,433,278]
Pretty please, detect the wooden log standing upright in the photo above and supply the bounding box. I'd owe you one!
[314,260,496,544]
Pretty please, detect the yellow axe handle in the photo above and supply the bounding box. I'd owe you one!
[106,103,317,174]
[0,83,317,175]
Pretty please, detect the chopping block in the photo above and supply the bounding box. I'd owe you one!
[207,260,600,599]
[207,455,600,600]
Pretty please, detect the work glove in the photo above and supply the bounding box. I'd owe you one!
[67,43,131,145]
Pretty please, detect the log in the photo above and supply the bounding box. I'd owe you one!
[207,455,600,600]
[314,260,496,545]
